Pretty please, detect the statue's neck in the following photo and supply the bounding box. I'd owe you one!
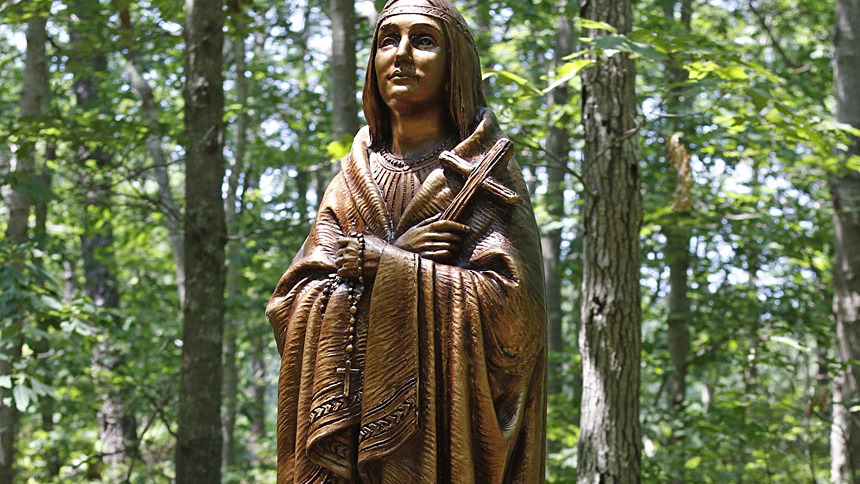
[388,106,453,158]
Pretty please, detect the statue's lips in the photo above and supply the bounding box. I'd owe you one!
[388,71,418,82]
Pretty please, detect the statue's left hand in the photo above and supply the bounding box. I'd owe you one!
[336,234,383,280]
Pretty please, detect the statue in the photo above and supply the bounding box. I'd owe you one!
[266,0,547,482]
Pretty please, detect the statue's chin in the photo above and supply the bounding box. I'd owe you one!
[382,88,444,116]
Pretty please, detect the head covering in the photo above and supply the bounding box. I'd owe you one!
[362,0,487,145]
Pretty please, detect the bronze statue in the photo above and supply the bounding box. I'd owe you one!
[266,0,546,482]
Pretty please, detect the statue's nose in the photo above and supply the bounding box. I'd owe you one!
[394,37,414,65]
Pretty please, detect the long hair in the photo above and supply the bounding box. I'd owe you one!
[362,0,487,146]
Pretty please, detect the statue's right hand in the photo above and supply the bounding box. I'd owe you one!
[394,214,470,262]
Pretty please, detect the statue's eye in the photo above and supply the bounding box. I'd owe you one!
[380,34,399,48]
[413,35,436,49]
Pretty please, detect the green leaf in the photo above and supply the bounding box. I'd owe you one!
[543,59,593,94]
[575,17,617,33]
[326,135,353,161]
[12,384,35,412]
[482,70,542,95]
[28,377,56,397]
[0,376,10,389]
[770,336,808,352]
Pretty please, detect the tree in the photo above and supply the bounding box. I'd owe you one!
[0,13,47,484]
[576,0,643,482]
[175,0,227,481]
[70,2,140,476]
[543,0,575,397]
[329,0,359,159]
[830,0,860,482]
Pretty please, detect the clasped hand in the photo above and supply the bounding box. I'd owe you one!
[336,215,470,280]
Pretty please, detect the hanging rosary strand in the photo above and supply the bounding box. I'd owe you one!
[320,232,365,397]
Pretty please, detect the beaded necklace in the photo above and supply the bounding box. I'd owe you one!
[378,135,456,172]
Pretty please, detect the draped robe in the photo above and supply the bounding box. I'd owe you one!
[267,111,546,484]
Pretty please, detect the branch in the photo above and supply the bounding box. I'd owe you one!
[506,133,594,198]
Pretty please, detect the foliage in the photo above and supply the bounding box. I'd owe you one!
[0,0,849,482]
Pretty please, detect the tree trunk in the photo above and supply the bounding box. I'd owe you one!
[71,1,140,475]
[0,15,47,483]
[176,0,226,481]
[661,0,693,415]
[543,0,576,398]
[330,0,359,170]
[660,5,694,482]
[831,2,860,482]
[222,25,249,472]
[576,0,642,481]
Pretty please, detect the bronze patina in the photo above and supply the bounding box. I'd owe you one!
[266,1,547,482]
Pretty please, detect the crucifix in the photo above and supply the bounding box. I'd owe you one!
[336,358,361,397]
[438,138,522,223]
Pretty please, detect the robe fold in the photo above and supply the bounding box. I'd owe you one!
[267,110,547,484]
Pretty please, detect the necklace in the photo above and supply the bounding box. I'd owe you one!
[379,136,456,172]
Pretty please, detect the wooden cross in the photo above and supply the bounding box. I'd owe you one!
[336,359,361,397]
[438,138,521,223]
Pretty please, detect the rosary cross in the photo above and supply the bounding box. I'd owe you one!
[336,358,361,397]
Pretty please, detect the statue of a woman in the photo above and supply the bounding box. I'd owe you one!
[266,1,546,482]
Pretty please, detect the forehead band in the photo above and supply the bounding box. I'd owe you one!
[376,5,470,36]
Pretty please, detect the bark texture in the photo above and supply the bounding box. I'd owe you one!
[831,1,860,482]
[176,0,227,481]
[0,16,47,484]
[576,0,643,481]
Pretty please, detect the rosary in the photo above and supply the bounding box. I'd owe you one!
[319,232,365,397]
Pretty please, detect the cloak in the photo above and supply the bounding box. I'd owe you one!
[267,110,547,484]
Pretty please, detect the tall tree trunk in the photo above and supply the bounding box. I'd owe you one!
[576,0,642,481]
[121,8,186,307]
[661,4,694,481]
[662,0,693,414]
[70,2,140,476]
[0,15,47,484]
[176,0,226,481]
[223,22,249,472]
[543,0,576,397]
[831,1,860,482]
[330,0,359,152]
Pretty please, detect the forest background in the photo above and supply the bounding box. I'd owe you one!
[1,0,859,483]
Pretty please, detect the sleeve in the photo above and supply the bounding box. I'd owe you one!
[265,172,355,355]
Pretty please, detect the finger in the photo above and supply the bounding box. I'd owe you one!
[418,214,441,226]
[426,232,462,243]
[428,220,470,233]
[338,247,356,258]
[419,241,456,252]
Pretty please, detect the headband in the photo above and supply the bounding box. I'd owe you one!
[376,4,471,36]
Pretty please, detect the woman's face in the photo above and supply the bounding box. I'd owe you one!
[374,13,447,113]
